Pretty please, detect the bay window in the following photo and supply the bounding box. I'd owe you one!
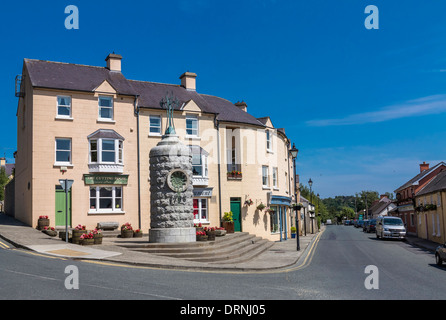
[88,129,125,173]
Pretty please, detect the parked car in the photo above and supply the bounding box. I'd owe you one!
[366,219,376,233]
[357,220,365,229]
[344,220,351,226]
[326,219,332,225]
[362,220,369,232]
[376,216,406,240]
[435,243,446,266]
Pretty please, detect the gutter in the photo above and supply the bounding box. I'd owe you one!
[134,95,142,230]
[214,115,222,227]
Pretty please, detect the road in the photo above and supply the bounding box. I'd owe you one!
[0,225,445,302]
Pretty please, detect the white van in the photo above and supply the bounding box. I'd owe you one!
[376,216,406,240]
[326,219,332,225]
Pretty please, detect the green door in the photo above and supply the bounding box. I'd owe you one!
[230,198,241,232]
[55,186,71,227]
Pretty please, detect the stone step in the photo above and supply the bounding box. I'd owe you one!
[119,232,252,251]
[113,231,274,265]
[185,239,274,263]
[150,236,263,258]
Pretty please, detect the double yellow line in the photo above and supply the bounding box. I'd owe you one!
[0,240,11,249]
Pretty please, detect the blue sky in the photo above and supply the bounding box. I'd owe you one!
[1,0,446,197]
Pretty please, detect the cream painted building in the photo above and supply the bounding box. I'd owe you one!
[14,53,299,241]
[414,170,446,244]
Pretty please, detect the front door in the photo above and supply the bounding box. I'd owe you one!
[230,197,241,232]
[55,186,71,227]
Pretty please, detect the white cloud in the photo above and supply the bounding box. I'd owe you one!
[306,94,446,127]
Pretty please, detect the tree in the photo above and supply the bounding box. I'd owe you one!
[0,167,9,201]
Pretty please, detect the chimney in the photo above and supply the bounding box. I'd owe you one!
[105,53,122,72]
[0,157,5,168]
[420,161,429,173]
[180,72,197,91]
[380,194,388,200]
[235,101,248,112]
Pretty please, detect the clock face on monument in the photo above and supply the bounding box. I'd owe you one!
[167,169,190,193]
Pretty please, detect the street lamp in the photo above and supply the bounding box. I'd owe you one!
[308,178,313,234]
[290,143,300,251]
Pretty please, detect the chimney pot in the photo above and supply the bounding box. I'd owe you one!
[180,72,197,91]
[235,101,248,112]
[105,53,122,72]
[420,161,430,173]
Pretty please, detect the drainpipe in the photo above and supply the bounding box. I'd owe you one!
[214,115,222,226]
[134,95,141,230]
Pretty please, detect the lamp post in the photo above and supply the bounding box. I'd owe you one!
[308,178,313,235]
[290,143,300,251]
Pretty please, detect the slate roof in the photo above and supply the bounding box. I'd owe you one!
[23,59,268,128]
[394,162,446,192]
[24,59,137,96]
[369,197,394,216]
[417,170,446,196]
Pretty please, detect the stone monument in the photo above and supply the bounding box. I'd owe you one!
[148,93,196,243]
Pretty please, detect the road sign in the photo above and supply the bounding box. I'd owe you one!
[59,179,74,191]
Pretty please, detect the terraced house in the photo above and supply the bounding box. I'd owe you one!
[14,53,298,241]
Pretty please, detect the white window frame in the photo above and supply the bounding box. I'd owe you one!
[192,153,208,178]
[262,166,269,188]
[273,167,278,189]
[149,115,162,136]
[89,138,124,165]
[56,96,72,119]
[55,138,72,165]
[266,130,272,151]
[193,198,209,223]
[89,186,124,214]
[98,96,114,121]
[186,115,199,137]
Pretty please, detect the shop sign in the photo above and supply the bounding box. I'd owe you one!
[83,174,129,185]
[193,188,213,198]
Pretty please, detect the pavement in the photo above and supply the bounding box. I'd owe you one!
[0,213,322,272]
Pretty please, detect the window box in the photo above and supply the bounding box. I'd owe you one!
[227,171,242,180]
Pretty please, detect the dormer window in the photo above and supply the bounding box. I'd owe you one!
[88,129,124,173]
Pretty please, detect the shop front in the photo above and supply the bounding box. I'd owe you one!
[269,195,292,241]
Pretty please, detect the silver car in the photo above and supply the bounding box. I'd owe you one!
[435,243,446,266]
[376,216,406,240]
